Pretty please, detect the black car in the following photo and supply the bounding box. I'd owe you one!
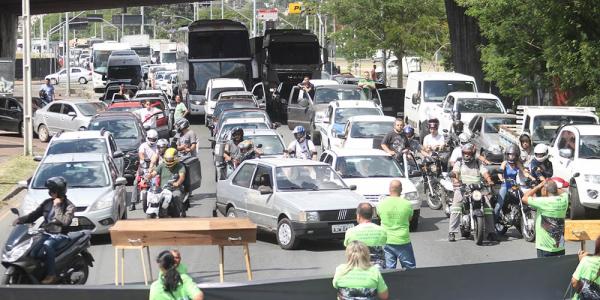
[87,111,146,183]
[209,99,259,131]
[0,96,23,135]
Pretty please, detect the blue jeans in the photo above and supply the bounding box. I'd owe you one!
[537,249,565,258]
[494,185,508,221]
[33,234,69,276]
[384,243,416,270]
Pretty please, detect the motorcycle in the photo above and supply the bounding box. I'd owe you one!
[420,152,448,210]
[2,208,94,284]
[37,90,50,107]
[494,179,536,242]
[146,175,185,218]
[459,183,489,245]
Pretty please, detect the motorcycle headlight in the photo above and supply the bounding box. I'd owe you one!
[299,211,320,222]
[90,197,113,212]
[584,174,600,184]
[2,238,33,263]
[315,111,327,123]
[472,190,483,201]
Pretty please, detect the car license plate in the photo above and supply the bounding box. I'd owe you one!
[70,217,79,227]
[332,223,354,233]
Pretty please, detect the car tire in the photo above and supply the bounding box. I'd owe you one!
[226,206,238,218]
[277,218,300,250]
[569,186,587,220]
[18,121,23,137]
[38,124,50,142]
[409,210,420,232]
[78,77,87,84]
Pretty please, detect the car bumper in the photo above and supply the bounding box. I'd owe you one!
[70,207,116,234]
[291,220,358,240]
[575,181,600,209]
[189,102,205,115]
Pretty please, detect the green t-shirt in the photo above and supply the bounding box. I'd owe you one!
[174,102,188,121]
[377,196,413,245]
[156,162,186,188]
[528,193,568,253]
[572,256,600,300]
[149,273,201,300]
[344,222,387,247]
[332,264,388,298]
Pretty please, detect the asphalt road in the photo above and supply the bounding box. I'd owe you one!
[0,118,591,285]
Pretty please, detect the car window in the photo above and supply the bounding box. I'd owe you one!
[319,153,328,162]
[109,135,118,153]
[232,163,256,188]
[472,117,483,133]
[76,102,106,116]
[557,130,576,153]
[88,118,141,140]
[47,138,108,155]
[0,98,6,109]
[7,100,20,111]
[251,165,273,190]
[59,70,66,75]
[324,155,334,165]
[48,103,62,113]
[245,135,284,156]
[32,161,109,189]
[62,104,75,115]
[107,156,118,181]
[72,68,81,73]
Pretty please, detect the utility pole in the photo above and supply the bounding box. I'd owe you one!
[23,0,33,155]
[141,6,144,34]
[193,3,198,21]
[65,12,71,97]
[210,2,213,20]
[221,0,224,19]
[253,0,257,37]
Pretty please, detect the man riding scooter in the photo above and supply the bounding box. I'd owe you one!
[149,148,186,217]
[132,129,159,211]
[12,177,75,284]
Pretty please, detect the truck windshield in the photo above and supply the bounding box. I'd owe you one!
[189,61,249,94]
[108,66,142,82]
[457,98,503,114]
[579,135,600,159]
[532,115,598,144]
[161,52,176,63]
[132,47,151,57]
[423,80,475,102]
[188,31,250,59]
[270,43,320,65]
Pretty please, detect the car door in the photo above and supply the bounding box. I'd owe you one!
[378,88,405,117]
[247,164,276,228]
[552,129,576,179]
[5,98,22,132]
[228,163,257,217]
[57,69,67,82]
[108,135,124,175]
[71,68,81,82]
[107,157,125,221]
[44,103,63,133]
[404,79,420,127]
[439,95,454,132]
[251,82,266,109]
[286,86,305,129]
[59,103,78,132]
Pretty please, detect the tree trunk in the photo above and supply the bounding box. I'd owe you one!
[396,55,403,88]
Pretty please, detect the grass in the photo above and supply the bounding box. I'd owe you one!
[0,155,39,201]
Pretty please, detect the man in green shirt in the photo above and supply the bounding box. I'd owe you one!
[377,180,416,269]
[344,203,388,269]
[522,180,568,258]
[358,71,376,96]
[173,95,189,122]
[150,148,187,217]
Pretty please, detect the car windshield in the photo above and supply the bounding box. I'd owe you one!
[218,123,269,141]
[76,102,105,116]
[334,108,382,124]
[457,98,503,114]
[88,119,140,140]
[246,135,284,156]
[484,117,517,133]
[214,101,257,118]
[579,135,600,159]
[275,165,346,191]
[220,94,253,100]
[47,138,108,155]
[350,121,393,138]
[532,115,597,144]
[423,80,476,102]
[313,87,368,104]
[32,161,110,189]
[335,156,404,178]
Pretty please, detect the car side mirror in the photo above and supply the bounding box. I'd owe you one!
[33,155,43,162]
[272,122,281,129]
[258,186,273,195]
[113,150,124,159]
[409,170,422,177]
[559,148,573,159]
[349,185,357,191]
[17,180,28,188]
[573,172,580,178]
[114,177,127,186]
[10,208,19,216]
[67,111,77,117]
[337,133,346,139]
[411,93,420,104]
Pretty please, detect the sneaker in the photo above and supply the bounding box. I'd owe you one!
[448,233,456,242]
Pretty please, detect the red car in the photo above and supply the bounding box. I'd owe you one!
[107,99,171,138]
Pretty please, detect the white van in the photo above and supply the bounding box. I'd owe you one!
[202,78,247,125]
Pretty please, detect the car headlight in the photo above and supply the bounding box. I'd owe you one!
[2,238,33,263]
[314,112,327,123]
[584,174,600,184]
[472,190,483,201]
[404,192,419,202]
[90,197,113,211]
[299,211,319,222]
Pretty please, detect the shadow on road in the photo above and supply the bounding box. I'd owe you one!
[91,233,112,246]
[256,231,345,252]
[416,216,446,232]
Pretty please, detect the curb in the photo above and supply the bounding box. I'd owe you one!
[1,185,26,202]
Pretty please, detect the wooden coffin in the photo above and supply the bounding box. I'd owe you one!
[564,220,600,241]
[109,217,257,247]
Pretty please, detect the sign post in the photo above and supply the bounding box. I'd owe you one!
[257,8,279,21]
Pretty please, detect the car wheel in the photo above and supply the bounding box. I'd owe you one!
[277,218,300,250]
[38,124,50,142]
[18,122,23,137]
[226,206,237,218]
[78,77,87,84]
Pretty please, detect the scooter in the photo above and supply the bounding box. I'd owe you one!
[146,175,186,218]
[2,208,94,284]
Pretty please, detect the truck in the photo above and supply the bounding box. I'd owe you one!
[403,72,478,141]
[429,92,507,134]
[498,106,599,149]
[159,42,177,65]
[91,42,131,93]
[250,29,325,123]
[121,35,152,66]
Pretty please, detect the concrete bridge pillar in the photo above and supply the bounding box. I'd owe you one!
[0,11,18,59]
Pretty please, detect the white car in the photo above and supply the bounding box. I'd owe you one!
[318,100,383,151]
[328,115,396,150]
[320,148,422,231]
[45,67,92,85]
[203,78,247,125]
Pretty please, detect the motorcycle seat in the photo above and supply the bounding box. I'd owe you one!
[56,231,87,252]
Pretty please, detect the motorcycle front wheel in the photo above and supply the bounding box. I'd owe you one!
[426,183,444,210]
[521,209,536,242]
[2,266,29,284]
[494,216,509,235]
[475,216,484,245]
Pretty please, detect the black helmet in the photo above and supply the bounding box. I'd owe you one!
[452,110,462,121]
[175,118,190,132]
[452,120,464,133]
[46,176,67,198]
[506,144,519,163]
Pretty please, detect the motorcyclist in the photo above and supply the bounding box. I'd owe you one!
[132,129,159,211]
[403,125,421,154]
[286,126,317,160]
[12,177,75,284]
[175,118,198,158]
[224,127,245,168]
[448,143,496,242]
[448,111,464,146]
[529,144,553,182]
[150,148,186,217]
[495,145,535,223]
[150,139,169,169]
[422,118,447,157]
[238,140,260,163]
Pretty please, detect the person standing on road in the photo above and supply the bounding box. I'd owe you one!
[344,203,388,269]
[175,118,198,158]
[571,235,600,299]
[370,64,378,81]
[173,95,189,123]
[522,179,568,258]
[333,241,389,300]
[150,251,203,300]
[39,78,55,103]
[377,180,416,270]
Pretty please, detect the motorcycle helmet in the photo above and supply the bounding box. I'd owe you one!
[452,120,464,134]
[428,118,440,130]
[534,144,549,162]
[157,139,169,153]
[506,144,519,164]
[239,140,253,153]
[146,129,158,146]
[461,143,476,163]
[46,176,67,198]
[231,127,244,143]
[164,148,179,168]
[175,118,190,132]
[452,110,462,121]
[403,125,415,139]
[292,126,306,142]
[458,132,470,145]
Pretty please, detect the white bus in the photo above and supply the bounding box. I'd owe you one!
[91,42,131,93]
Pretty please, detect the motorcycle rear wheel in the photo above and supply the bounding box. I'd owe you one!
[426,184,444,210]
[494,217,509,235]
[475,216,484,245]
[521,210,536,242]
[62,255,89,284]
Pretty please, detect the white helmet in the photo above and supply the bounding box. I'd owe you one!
[534,143,549,162]
[146,129,158,146]
[458,132,470,144]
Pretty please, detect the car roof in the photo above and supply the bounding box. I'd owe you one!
[210,78,245,88]
[247,158,328,167]
[347,115,396,122]
[51,130,110,141]
[480,113,517,119]
[238,128,279,136]
[42,153,107,163]
[327,148,390,157]
[310,79,339,87]
[446,92,500,100]
[49,99,98,105]
[109,101,142,108]
[317,84,361,90]
[222,117,266,125]
[564,124,600,135]
[136,90,164,95]
[408,72,476,81]
[329,100,380,109]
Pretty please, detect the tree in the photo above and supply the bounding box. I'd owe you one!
[323,0,448,87]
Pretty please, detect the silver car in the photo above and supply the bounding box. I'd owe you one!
[467,113,518,151]
[216,158,366,250]
[33,100,106,142]
[19,153,128,234]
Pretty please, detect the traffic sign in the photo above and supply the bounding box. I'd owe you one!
[257,8,279,21]
[288,2,302,14]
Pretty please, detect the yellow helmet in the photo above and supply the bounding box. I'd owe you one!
[164,148,178,168]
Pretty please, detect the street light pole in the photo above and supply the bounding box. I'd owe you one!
[253,0,257,37]
[221,0,224,19]
[141,6,144,34]
[22,0,33,156]
[65,12,71,97]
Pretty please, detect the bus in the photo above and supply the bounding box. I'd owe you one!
[91,42,131,93]
[174,19,253,117]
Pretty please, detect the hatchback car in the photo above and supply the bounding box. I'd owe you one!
[20,153,128,234]
[45,67,92,85]
[216,158,366,250]
[33,100,106,142]
[0,96,24,136]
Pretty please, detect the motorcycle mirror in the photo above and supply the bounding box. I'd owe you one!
[257,143,263,148]
[573,172,580,178]
[349,185,357,191]
[10,208,19,216]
